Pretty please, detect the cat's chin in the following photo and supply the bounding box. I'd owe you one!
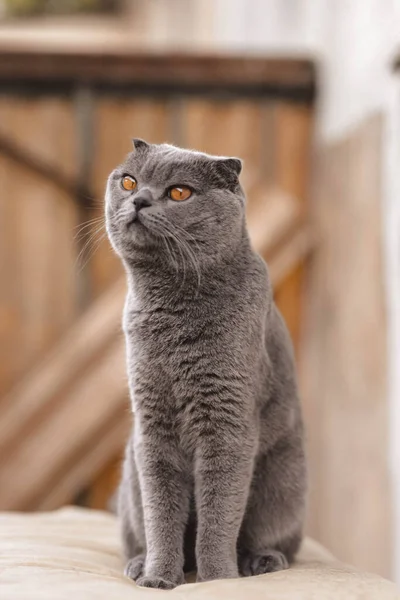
[121,225,162,256]
[125,217,152,240]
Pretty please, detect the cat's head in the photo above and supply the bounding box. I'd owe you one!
[105,140,245,269]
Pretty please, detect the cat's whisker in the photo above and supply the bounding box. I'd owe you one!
[75,230,100,261]
[152,216,203,285]
[147,219,180,275]
[161,236,179,273]
[73,217,105,243]
[166,221,202,289]
[170,222,203,260]
[77,231,108,274]
[75,223,106,269]
[143,214,188,287]
[80,194,104,207]
[160,221,201,291]
[164,229,188,289]
[73,216,104,231]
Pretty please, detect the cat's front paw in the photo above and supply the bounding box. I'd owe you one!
[136,576,178,589]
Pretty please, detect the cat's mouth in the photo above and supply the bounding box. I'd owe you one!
[126,211,142,228]
[126,215,137,227]
[125,212,154,240]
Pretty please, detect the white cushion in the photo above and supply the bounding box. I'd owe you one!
[0,507,398,599]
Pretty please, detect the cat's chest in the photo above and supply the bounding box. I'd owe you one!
[125,306,191,342]
[124,302,212,368]
[127,307,176,333]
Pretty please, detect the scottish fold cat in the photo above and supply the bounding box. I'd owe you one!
[105,140,306,589]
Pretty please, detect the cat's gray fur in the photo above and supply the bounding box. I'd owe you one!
[105,140,307,590]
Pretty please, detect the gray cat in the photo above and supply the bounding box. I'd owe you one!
[105,139,307,590]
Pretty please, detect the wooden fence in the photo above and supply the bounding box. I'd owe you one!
[0,51,315,510]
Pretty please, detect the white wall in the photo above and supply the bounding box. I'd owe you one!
[316,0,399,140]
[385,76,400,584]
[212,0,324,55]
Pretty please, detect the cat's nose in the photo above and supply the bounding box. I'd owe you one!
[133,190,153,212]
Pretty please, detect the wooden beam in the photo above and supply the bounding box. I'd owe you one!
[0,278,126,458]
[0,133,89,207]
[300,113,390,577]
[247,186,302,257]
[37,413,129,511]
[0,51,315,98]
[0,341,128,510]
[273,102,313,354]
[268,224,314,287]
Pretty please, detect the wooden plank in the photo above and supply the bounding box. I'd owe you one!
[275,102,312,208]
[0,97,77,182]
[0,52,315,95]
[38,415,128,511]
[18,175,54,369]
[0,98,20,396]
[81,453,124,511]
[0,134,85,204]
[273,102,313,353]
[0,340,128,510]
[181,97,271,209]
[300,114,390,577]
[0,278,126,457]
[18,99,77,366]
[268,225,314,287]
[274,264,304,352]
[181,98,265,162]
[51,191,79,334]
[246,186,301,256]
[0,102,56,391]
[0,97,79,396]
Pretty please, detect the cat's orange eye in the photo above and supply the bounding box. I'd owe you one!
[121,175,137,191]
[168,186,192,201]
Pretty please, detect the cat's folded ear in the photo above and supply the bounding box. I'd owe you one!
[132,138,150,152]
[218,157,243,176]
[215,157,243,190]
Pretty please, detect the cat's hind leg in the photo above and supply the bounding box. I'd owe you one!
[237,438,305,577]
[238,531,301,576]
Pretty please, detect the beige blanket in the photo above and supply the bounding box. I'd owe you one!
[0,507,398,599]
